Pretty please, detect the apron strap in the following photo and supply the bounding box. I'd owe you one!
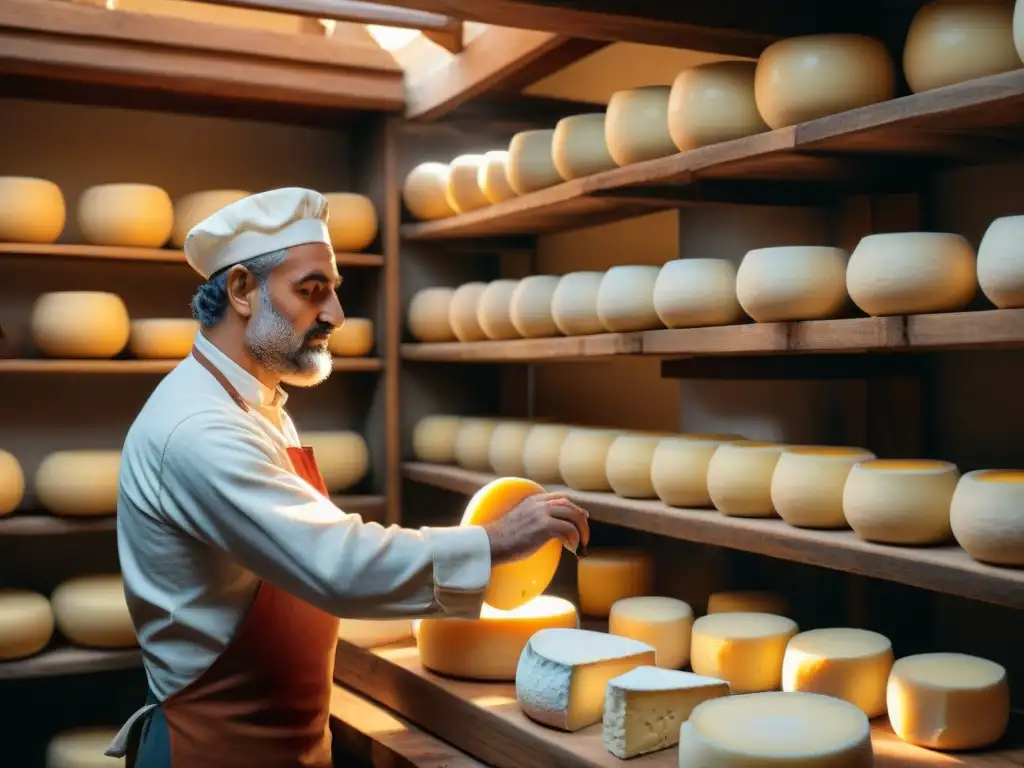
[191,345,250,413]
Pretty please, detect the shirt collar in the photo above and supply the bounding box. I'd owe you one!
[192,331,288,409]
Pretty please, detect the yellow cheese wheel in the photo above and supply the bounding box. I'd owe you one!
[597,265,662,332]
[416,595,577,680]
[507,130,562,195]
[128,319,198,359]
[301,431,368,492]
[411,415,461,463]
[77,183,173,248]
[31,292,131,359]
[707,591,790,616]
[522,424,572,484]
[690,612,798,692]
[35,450,120,517]
[449,282,489,342]
[324,193,378,252]
[402,162,455,221]
[0,589,54,660]
[453,418,499,471]
[551,271,606,336]
[736,246,849,322]
[46,726,125,768]
[605,86,676,166]
[552,113,617,181]
[668,61,768,151]
[577,548,655,617]
[478,150,518,205]
[477,279,521,340]
[0,176,65,243]
[559,428,623,491]
[606,434,664,499]
[460,477,560,610]
[650,434,745,508]
[170,189,249,248]
[707,441,785,517]
[978,215,1024,308]
[407,287,456,343]
[950,469,1024,565]
[510,275,561,338]
[653,259,743,329]
[51,574,136,648]
[0,449,25,516]
[771,446,875,529]
[445,155,491,214]
[609,596,694,669]
[488,421,534,476]
[327,318,373,356]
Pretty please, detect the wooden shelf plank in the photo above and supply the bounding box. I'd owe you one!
[402,462,1024,610]
[0,647,142,681]
[402,333,642,362]
[0,243,384,267]
[0,358,384,374]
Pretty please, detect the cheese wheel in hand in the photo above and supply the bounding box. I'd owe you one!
[31,292,131,359]
[36,450,120,517]
[0,449,25,516]
[403,163,455,221]
[408,287,456,343]
[47,727,125,767]
[327,318,373,356]
[77,183,173,248]
[171,190,249,247]
[0,176,65,243]
[301,431,368,492]
[0,589,54,660]
[412,415,461,463]
[51,575,136,648]
[324,193,378,251]
[129,319,198,359]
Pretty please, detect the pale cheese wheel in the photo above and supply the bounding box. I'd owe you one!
[950,469,1024,565]
[445,155,491,214]
[324,193,378,251]
[843,459,958,545]
[522,423,572,484]
[653,259,743,329]
[453,418,499,471]
[609,596,693,669]
[0,589,54,660]
[887,653,1010,750]
[488,421,534,476]
[650,434,745,508]
[36,450,120,517]
[707,441,785,517]
[559,428,623,491]
[51,574,136,648]
[301,431,368,492]
[47,727,125,768]
[978,215,1024,308]
[77,183,173,248]
[448,282,489,342]
[337,619,413,649]
[0,176,65,243]
[31,292,130,359]
[407,287,456,342]
[510,275,561,338]
[460,477,560,610]
[327,318,373,356]
[668,61,768,152]
[402,162,455,221]
[128,319,198,359]
[477,279,521,340]
[478,151,518,205]
[605,86,676,166]
[781,628,893,717]
[690,612,798,692]
[605,434,663,499]
[412,415,461,463]
[0,449,25,516]
[847,232,977,316]
[507,130,561,195]
[597,265,662,333]
[736,246,849,323]
[417,595,577,680]
[754,34,895,129]
[1017,0,1024,62]
[551,271,606,336]
[707,591,790,617]
[171,189,249,248]
[552,113,617,181]
[771,446,875,529]
[577,548,655,618]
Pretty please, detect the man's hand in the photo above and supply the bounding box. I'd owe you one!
[483,492,590,566]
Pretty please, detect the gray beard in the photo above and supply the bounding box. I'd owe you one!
[244,284,332,388]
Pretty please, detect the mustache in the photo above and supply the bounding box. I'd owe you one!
[305,322,335,341]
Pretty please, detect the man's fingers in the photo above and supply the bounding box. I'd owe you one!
[547,503,590,548]
[547,517,580,553]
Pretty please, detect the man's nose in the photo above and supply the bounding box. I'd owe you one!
[322,290,345,329]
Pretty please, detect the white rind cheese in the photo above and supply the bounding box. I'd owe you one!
[690,612,798,693]
[608,596,694,670]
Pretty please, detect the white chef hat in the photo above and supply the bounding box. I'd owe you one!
[184,187,331,279]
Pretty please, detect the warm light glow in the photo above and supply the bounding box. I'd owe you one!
[366,24,421,51]
[479,595,576,620]
[470,694,518,708]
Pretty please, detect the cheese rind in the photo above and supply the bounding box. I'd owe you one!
[51,574,136,648]
[510,275,561,338]
[605,86,675,166]
[32,292,131,360]
[0,176,65,244]
[608,596,694,670]
[950,469,1024,566]
[408,287,456,343]
[488,421,534,476]
[301,431,368,492]
[128,319,199,360]
[453,418,499,472]
[650,434,744,508]
[690,612,798,692]
[772,446,875,529]
[0,449,25,516]
[412,415,461,463]
[577,549,655,618]
[707,441,785,517]
[448,282,489,342]
[477,279,521,341]
[327,318,373,357]
[35,450,121,517]
[77,183,174,248]
[46,726,124,767]
[402,162,455,221]
[559,428,623,492]
[551,271,606,336]
[0,589,54,660]
[736,246,849,323]
[522,424,572,484]
[605,434,663,499]
[597,265,662,332]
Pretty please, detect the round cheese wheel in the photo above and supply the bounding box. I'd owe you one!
[978,215,1024,308]
[128,319,198,359]
[171,190,249,248]
[707,591,790,616]
[559,428,623,491]
[577,548,654,617]
[678,691,872,766]
[522,424,572,484]
[737,246,849,322]
[842,459,958,545]
[412,415,462,463]
[448,282,489,342]
[477,279,521,340]
[416,595,577,680]
[324,193,378,252]
[510,275,561,338]
[301,431,368,492]
[887,653,1010,750]
[847,232,977,316]
[478,151,518,205]
[488,421,534,476]
[754,34,895,130]
[653,259,743,329]
[36,451,120,517]
[650,434,745,508]
[551,113,617,181]
[950,469,1024,565]
[77,183,173,248]
[0,176,65,243]
[453,418,500,471]
[46,726,125,768]
[337,618,413,649]
[31,292,131,359]
[408,287,456,343]
[605,434,664,499]
[460,477,560,610]
[904,0,1019,94]
[668,61,768,151]
[1017,0,1024,62]
[402,162,455,221]
[597,265,662,332]
[771,446,875,529]
[51,574,136,648]
[690,612,798,692]
[445,155,491,214]
[707,441,785,517]
[0,589,54,660]
[605,86,676,166]
[609,596,693,669]
[551,271,606,336]
[0,449,25,516]
[507,130,562,195]
[781,628,893,717]
[327,318,373,356]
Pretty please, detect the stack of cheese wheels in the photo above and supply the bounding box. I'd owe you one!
[771,446,875,529]
[31,292,131,358]
[478,151,517,205]
[327,318,373,356]
[337,618,414,649]
[407,287,456,342]
[597,265,662,332]
[324,193,378,251]
[559,428,623,491]
[488,420,534,476]
[522,423,572,484]
[453,418,499,472]
[551,271,606,336]
[605,86,676,166]
[171,190,249,248]
[706,441,785,517]
[445,155,491,214]
[417,595,578,680]
[754,34,895,129]
[690,611,799,692]
[0,449,25,515]
[477,279,520,340]
[843,459,958,544]
[605,433,665,499]
[551,113,617,181]
[510,275,561,338]
[668,61,768,151]
[650,434,744,508]
[300,431,368,492]
[0,176,65,243]
[736,246,849,322]
[411,415,461,463]
[402,162,455,221]
[507,130,561,195]
[448,282,488,342]
[77,183,174,247]
[128,319,199,359]
[0,589,54,660]
[608,596,694,669]
[36,451,121,517]
[51,574,136,648]
[707,590,790,616]
[577,549,654,617]
[951,469,1024,565]
[978,215,1024,308]
[653,259,743,329]
[46,727,125,768]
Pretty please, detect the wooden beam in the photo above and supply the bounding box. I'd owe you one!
[420,21,463,53]
[189,0,459,31]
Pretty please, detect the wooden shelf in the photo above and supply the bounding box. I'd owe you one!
[403,462,1024,610]
[0,357,384,374]
[0,647,142,681]
[334,638,1024,768]
[0,243,384,267]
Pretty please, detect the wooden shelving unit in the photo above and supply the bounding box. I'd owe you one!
[0,242,385,267]
[0,648,142,681]
[0,357,384,374]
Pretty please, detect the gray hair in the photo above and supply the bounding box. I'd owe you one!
[190,249,288,328]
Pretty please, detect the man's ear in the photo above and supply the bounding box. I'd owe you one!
[225,266,259,319]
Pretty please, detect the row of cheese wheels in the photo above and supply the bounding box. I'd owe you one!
[0,433,369,516]
[413,415,1024,566]
[403,0,1024,221]
[0,180,379,252]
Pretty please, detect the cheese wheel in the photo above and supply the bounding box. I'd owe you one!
[653,259,743,329]
[847,232,977,316]
[843,459,958,545]
[31,292,131,359]
[51,574,136,648]
[301,431,368,492]
[488,421,534,476]
[707,441,785,517]
[605,434,663,499]
[417,595,577,680]
[755,34,895,129]
[668,61,768,151]
[477,279,521,340]
[0,589,54,660]
[412,415,461,463]
[605,86,676,166]
[781,628,893,717]
[737,246,849,322]
[324,193,378,251]
[650,434,746,508]
[402,162,455,221]
[0,449,25,516]
[171,190,249,248]
[453,418,499,472]
[552,113,617,181]
[597,265,662,333]
[707,591,790,617]
[46,727,125,768]
[448,282,488,342]
[678,691,873,766]
[337,618,413,649]
[522,424,572,484]
[77,183,173,248]
[551,271,606,336]
[128,319,198,359]
[327,318,373,356]
[950,469,1024,565]
[510,275,561,338]
[1017,0,1024,62]
[887,653,1010,750]
[577,549,655,617]
[478,150,518,205]
[904,0,1019,94]
[771,446,875,529]
[559,428,622,491]
[978,215,1024,308]
[445,155,491,214]
[36,450,120,517]
[408,287,456,342]
[609,596,694,669]
[690,612,798,692]
[460,477,560,610]
[0,176,65,243]
[507,130,561,195]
